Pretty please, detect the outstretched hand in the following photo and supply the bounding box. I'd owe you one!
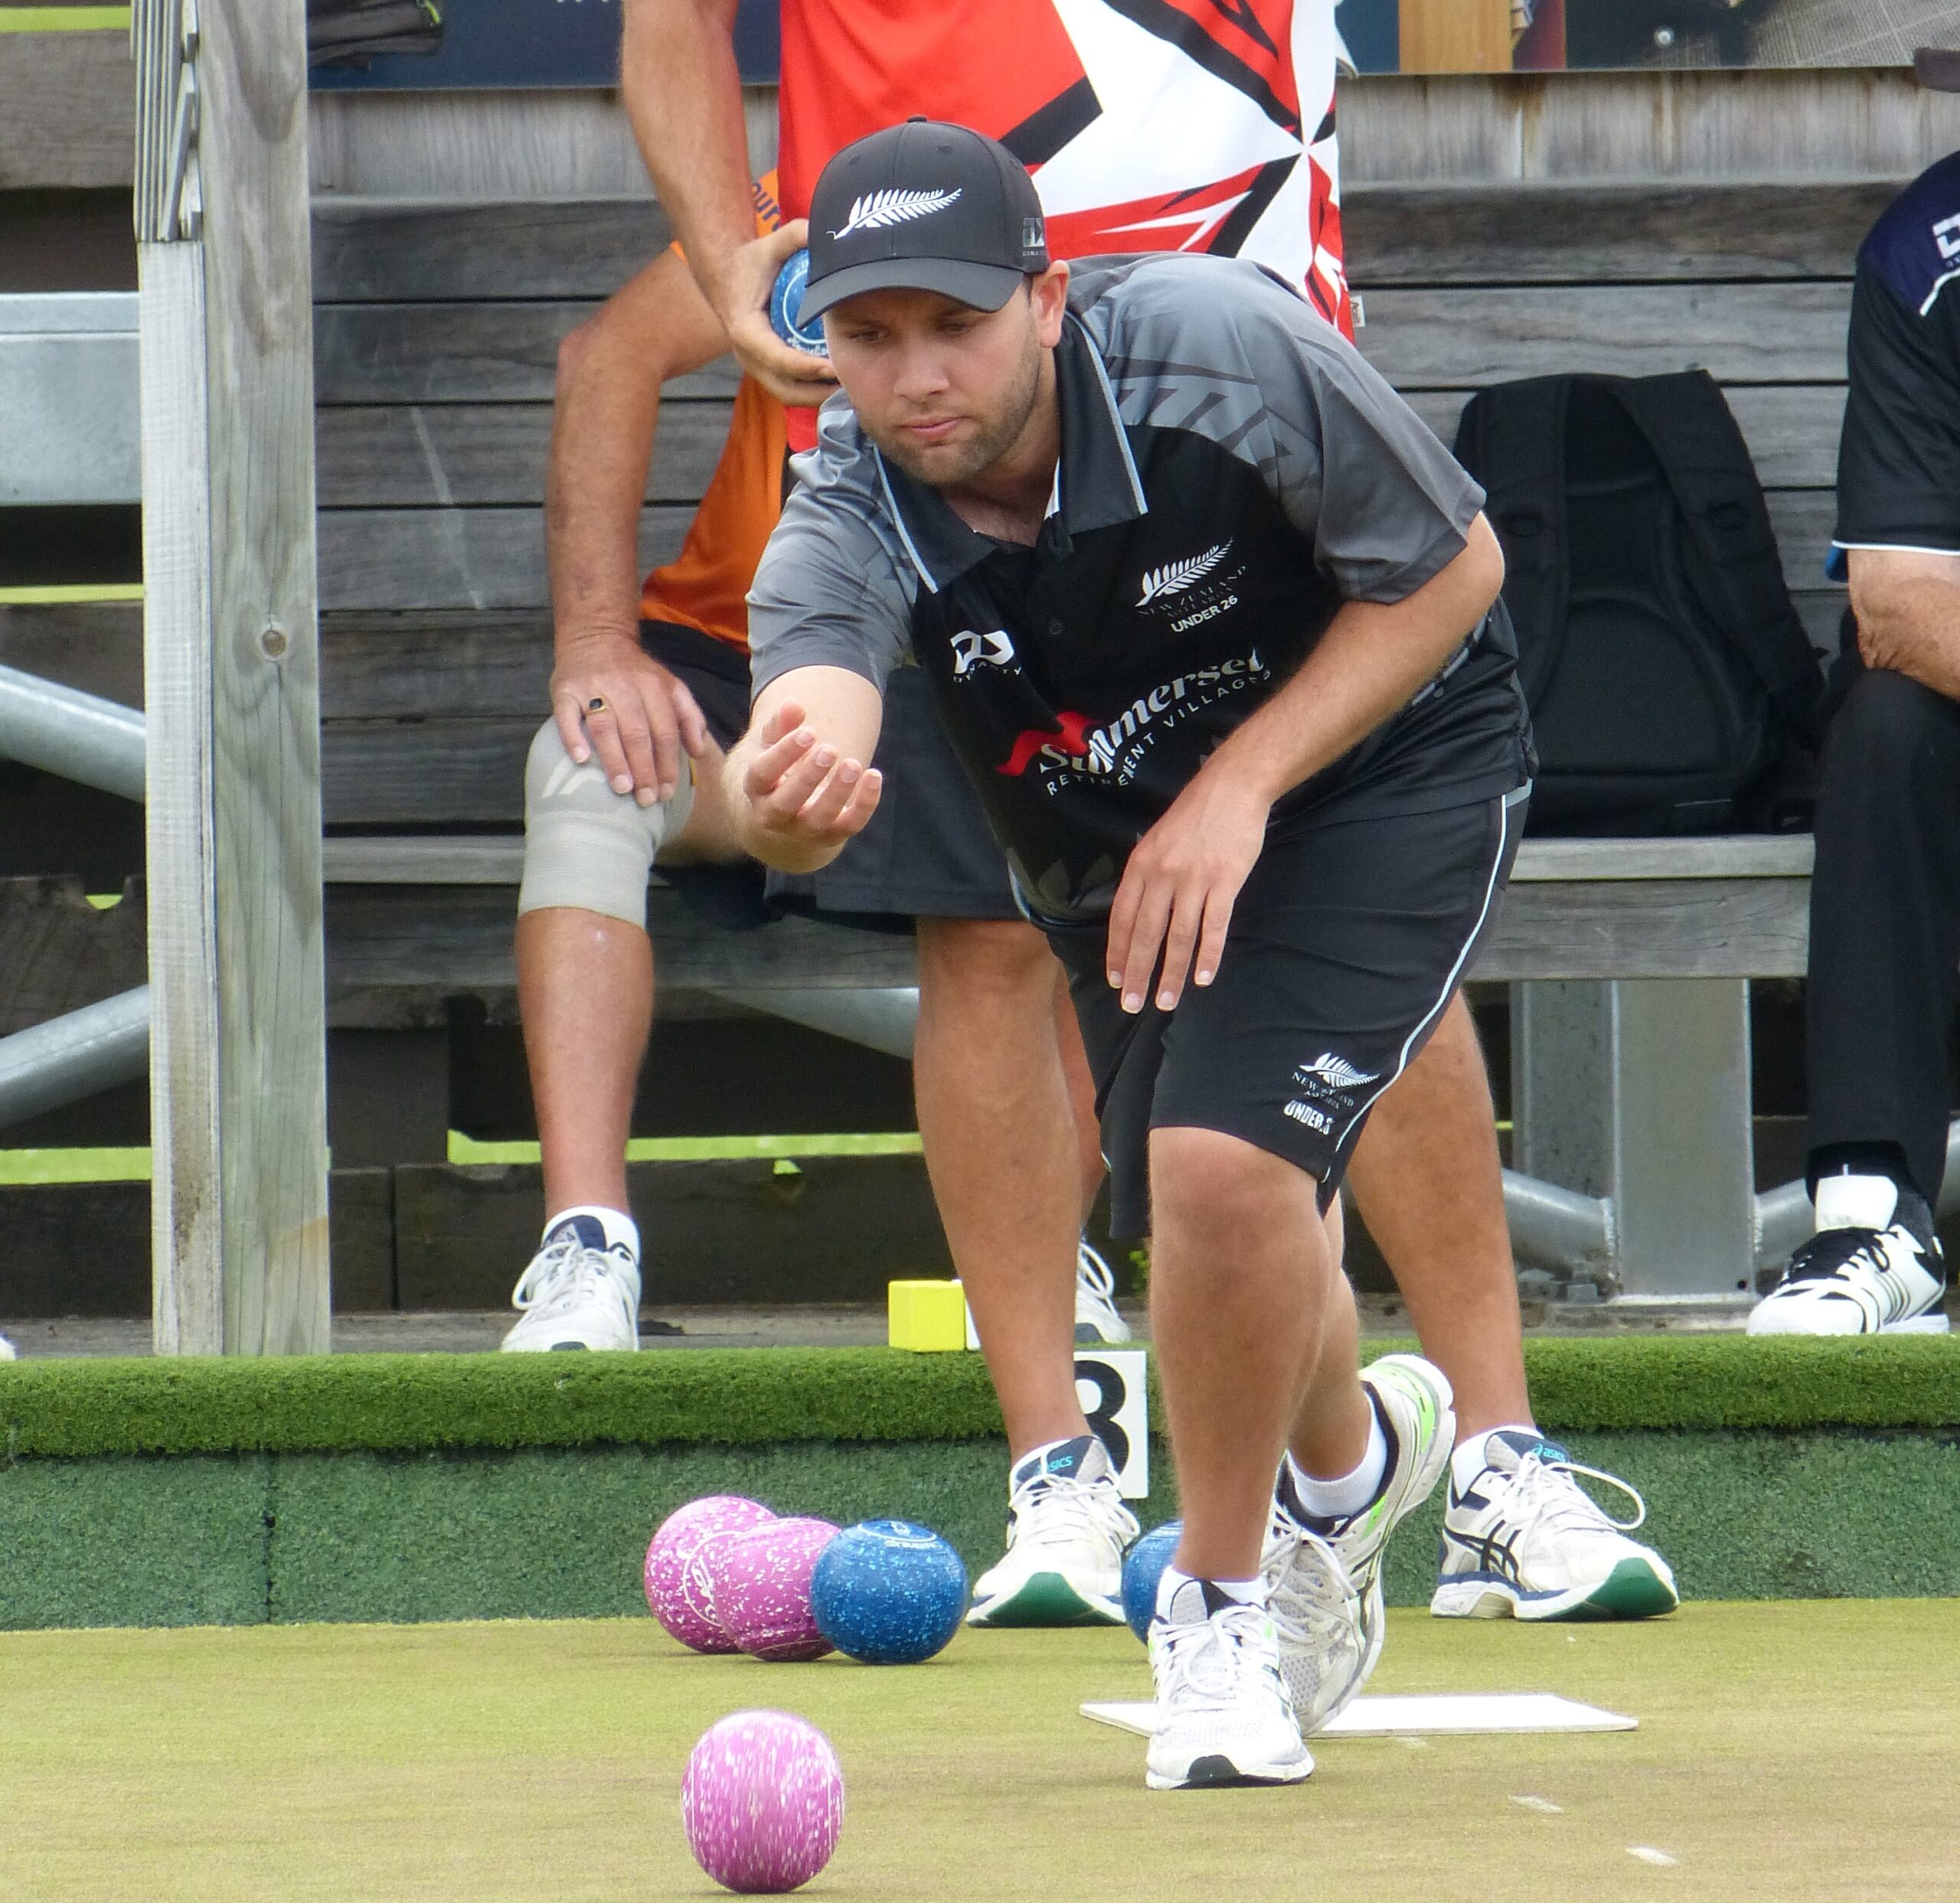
[1105,767,1272,1014]
[737,697,884,853]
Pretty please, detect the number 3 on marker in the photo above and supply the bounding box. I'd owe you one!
[1073,1349,1150,1500]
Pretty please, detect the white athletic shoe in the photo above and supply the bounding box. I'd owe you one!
[500,1214,641,1353]
[1146,1577,1312,1790]
[1749,1174,1949,1336]
[1259,1509,1365,1737]
[0,1333,15,1362]
[1269,1353,1455,1726]
[1073,1240,1132,1343]
[1430,1431,1679,1621]
[966,1434,1139,1627]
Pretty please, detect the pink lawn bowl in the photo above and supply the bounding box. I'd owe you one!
[682,1709,844,1895]
[707,1516,842,1663]
[644,1496,777,1653]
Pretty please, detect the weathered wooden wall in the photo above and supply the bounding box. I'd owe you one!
[295,67,1960,199]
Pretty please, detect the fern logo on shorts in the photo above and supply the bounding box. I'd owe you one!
[1135,541,1232,607]
[1295,1051,1378,1095]
[831,188,963,240]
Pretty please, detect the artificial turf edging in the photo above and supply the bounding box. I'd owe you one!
[0,1335,1957,1461]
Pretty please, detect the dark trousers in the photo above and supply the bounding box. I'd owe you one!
[1807,667,1960,1203]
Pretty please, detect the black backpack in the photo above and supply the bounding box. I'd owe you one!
[1454,370,1824,835]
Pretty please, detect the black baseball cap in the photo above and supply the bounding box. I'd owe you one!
[800,118,1050,324]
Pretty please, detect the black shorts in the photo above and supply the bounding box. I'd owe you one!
[642,620,1022,933]
[1050,783,1529,1241]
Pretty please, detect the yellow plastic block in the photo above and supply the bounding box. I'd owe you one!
[887,1279,969,1352]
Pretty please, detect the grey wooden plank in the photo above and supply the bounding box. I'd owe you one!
[0,31,134,190]
[1766,489,1837,592]
[320,834,1818,893]
[1356,283,1853,389]
[313,399,730,508]
[1405,384,1847,491]
[1475,876,1810,981]
[311,195,674,303]
[1339,68,1958,188]
[1511,837,1814,882]
[315,302,740,403]
[1344,179,1894,286]
[0,600,145,709]
[309,181,1886,301]
[182,0,330,1356]
[323,836,526,884]
[325,886,921,997]
[319,610,552,718]
[0,602,558,722]
[317,504,693,611]
[322,719,532,825]
[319,867,1811,1003]
[315,490,1828,615]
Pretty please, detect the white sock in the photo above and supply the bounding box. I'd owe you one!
[1288,1406,1388,1519]
[1155,1565,1264,1621]
[1449,1422,1538,1495]
[544,1204,641,1259]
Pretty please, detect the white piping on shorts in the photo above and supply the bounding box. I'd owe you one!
[1334,781,1530,1151]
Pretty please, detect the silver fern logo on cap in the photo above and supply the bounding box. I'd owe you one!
[831,187,963,240]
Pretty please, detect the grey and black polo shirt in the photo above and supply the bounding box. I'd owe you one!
[748,252,1533,926]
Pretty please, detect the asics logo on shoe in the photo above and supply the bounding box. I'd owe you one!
[1442,1523,1526,1585]
[1135,542,1232,606]
[831,187,962,240]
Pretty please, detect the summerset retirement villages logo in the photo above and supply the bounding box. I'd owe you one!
[995,649,1271,788]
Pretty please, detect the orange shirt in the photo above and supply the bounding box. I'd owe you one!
[639,176,789,649]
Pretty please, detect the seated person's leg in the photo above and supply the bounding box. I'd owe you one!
[1754,667,1960,1336]
[505,713,705,1351]
[1351,997,1678,1622]
[505,619,758,1356]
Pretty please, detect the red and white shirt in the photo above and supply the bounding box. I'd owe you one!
[776,0,1348,446]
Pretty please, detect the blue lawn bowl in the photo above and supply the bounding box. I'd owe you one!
[809,1519,968,1665]
[769,248,829,357]
[1121,1520,1184,1642]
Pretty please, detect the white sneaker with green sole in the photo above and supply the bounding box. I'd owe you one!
[966,1434,1138,1627]
[1430,1430,1679,1621]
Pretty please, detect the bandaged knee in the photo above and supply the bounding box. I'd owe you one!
[516,718,695,927]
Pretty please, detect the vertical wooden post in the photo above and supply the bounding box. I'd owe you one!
[136,0,330,1354]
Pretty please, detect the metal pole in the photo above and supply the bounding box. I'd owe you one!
[0,986,151,1130]
[0,663,145,801]
[714,987,920,1061]
[1501,1169,1614,1275]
